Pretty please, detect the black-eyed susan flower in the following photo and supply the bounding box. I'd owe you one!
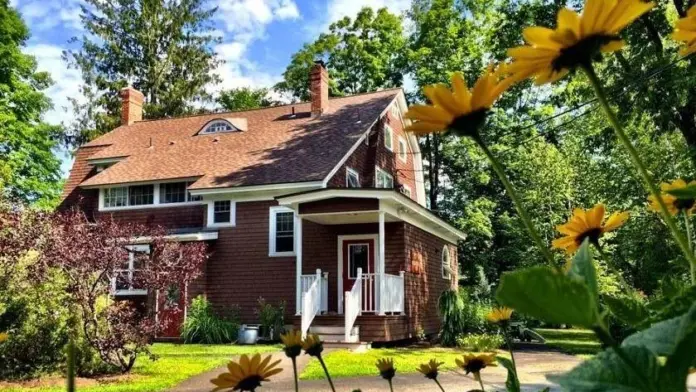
[417,359,443,380]
[210,353,282,392]
[486,307,514,324]
[648,179,696,216]
[302,333,324,357]
[280,330,303,358]
[376,357,396,380]
[673,6,696,56]
[455,353,497,381]
[0,332,8,343]
[552,203,629,253]
[404,67,513,138]
[506,0,654,85]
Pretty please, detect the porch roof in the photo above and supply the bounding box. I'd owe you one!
[276,188,466,244]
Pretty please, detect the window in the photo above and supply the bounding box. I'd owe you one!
[384,125,393,151]
[213,201,231,224]
[375,167,394,189]
[390,104,401,119]
[398,137,408,162]
[128,185,154,206]
[104,187,128,208]
[112,245,149,296]
[400,185,412,198]
[346,167,360,188]
[187,182,203,202]
[442,245,452,279]
[269,206,296,256]
[160,182,187,204]
[348,244,369,278]
[199,120,237,135]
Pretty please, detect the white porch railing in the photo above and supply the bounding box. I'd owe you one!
[381,272,405,313]
[301,269,322,339]
[301,271,328,313]
[361,273,377,313]
[344,268,362,342]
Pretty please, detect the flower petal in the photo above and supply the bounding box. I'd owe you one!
[581,0,604,35]
[405,121,448,135]
[523,27,563,49]
[451,72,472,113]
[607,0,655,33]
[586,204,606,228]
[557,8,582,37]
[404,105,454,124]
[601,40,626,52]
[602,211,629,232]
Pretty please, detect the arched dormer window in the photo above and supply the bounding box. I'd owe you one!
[198,119,238,135]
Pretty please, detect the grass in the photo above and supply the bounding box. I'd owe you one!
[299,347,487,380]
[0,343,281,392]
[535,328,602,358]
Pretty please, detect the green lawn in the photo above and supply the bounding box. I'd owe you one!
[300,347,488,380]
[535,328,602,358]
[0,343,281,392]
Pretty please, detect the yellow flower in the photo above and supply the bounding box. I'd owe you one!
[0,332,8,343]
[376,357,396,380]
[648,179,696,216]
[302,333,324,357]
[280,330,303,358]
[552,203,629,253]
[486,307,513,324]
[404,67,513,138]
[673,5,696,56]
[506,0,654,85]
[417,359,443,380]
[210,354,282,392]
[455,353,497,381]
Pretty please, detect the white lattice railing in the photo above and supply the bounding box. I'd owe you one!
[301,269,322,339]
[301,272,328,314]
[381,271,405,313]
[344,268,362,342]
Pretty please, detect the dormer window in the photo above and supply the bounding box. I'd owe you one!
[198,119,238,135]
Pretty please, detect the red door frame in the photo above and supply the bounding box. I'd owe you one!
[341,238,376,313]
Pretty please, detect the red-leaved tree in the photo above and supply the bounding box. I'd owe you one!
[40,210,208,372]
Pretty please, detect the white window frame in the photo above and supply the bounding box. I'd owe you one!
[398,137,408,163]
[99,181,206,212]
[198,119,237,135]
[112,244,149,296]
[375,166,394,189]
[207,199,236,227]
[346,167,360,188]
[442,245,452,279]
[400,184,412,198]
[384,125,394,151]
[269,206,297,257]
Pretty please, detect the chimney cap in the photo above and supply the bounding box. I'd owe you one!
[313,59,326,68]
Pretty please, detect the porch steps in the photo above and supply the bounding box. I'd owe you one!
[309,325,360,343]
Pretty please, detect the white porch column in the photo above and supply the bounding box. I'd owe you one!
[378,211,386,315]
[295,216,303,315]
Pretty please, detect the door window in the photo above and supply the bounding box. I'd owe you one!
[348,243,369,278]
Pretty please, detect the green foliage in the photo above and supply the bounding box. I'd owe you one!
[437,289,465,346]
[497,356,521,392]
[604,294,649,327]
[181,296,239,344]
[255,297,285,340]
[455,333,504,351]
[217,87,275,111]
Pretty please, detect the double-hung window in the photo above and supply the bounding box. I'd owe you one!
[160,182,187,204]
[128,185,154,206]
[207,200,235,227]
[442,245,452,279]
[375,167,394,189]
[112,245,149,296]
[104,187,128,208]
[384,125,394,151]
[398,137,408,162]
[269,206,296,256]
[346,167,360,188]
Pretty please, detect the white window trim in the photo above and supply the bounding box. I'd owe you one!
[112,244,149,296]
[442,245,452,279]
[375,166,394,189]
[398,137,408,163]
[346,167,360,188]
[99,181,206,212]
[197,119,238,135]
[207,199,236,228]
[269,206,297,257]
[384,125,394,151]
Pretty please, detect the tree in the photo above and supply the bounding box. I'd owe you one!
[275,7,407,100]
[217,87,275,111]
[0,0,62,207]
[63,0,222,147]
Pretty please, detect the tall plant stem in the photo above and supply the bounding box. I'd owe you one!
[317,355,337,392]
[388,379,394,392]
[477,375,486,391]
[473,136,555,264]
[684,213,695,283]
[502,327,517,373]
[434,378,446,392]
[582,63,696,284]
[291,357,299,392]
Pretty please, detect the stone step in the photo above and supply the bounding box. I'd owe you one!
[310,325,359,335]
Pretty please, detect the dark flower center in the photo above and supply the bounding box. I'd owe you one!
[464,359,488,374]
[449,109,489,138]
[576,227,603,246]
[379,368,396,380]
[675,198,696,211]
[284,345,302,358]
[552,34,620,71]
[424,370,438,380]
[235,375,263,391]
[304,343,323,357]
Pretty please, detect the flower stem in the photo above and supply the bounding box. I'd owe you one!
[434,378,446,392]
[684,213,696,283]
[317,354,336,392]
[388,379,394,392]
[502,326,518,375]
[477,375,486,392]
[291,357,299,392]
[473,136,555,264]
[582,63,696,284]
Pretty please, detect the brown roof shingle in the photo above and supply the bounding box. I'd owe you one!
[79,89,401,189]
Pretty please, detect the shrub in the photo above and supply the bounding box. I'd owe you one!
[437,289,465,346]
[181,296,240,344]
[255,297,285,340]
[456,333,505,352]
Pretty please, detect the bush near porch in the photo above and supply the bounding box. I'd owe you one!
[0,343,281,392]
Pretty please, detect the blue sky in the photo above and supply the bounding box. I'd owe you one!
[9,0,411,176]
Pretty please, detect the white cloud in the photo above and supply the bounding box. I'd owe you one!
[14,0,83,31]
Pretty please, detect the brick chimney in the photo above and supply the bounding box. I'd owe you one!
[310,60,329,116]
[120,86,144,125]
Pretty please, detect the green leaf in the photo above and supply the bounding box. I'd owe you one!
[623,303,696,357]
[665,184,696,199]
[604,295,649,327]
[496,266,598,328]
[642,285,696,327]
[567,240,598,302]
[549,345,660,392]
[660,327,696,390]
[497,356,520,392]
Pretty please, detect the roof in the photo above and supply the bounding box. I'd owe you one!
[79,89,402,189]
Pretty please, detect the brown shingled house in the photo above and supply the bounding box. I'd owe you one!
[60,62,465,343]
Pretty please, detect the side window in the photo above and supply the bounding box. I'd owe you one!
[346,167,360,188]
[442,245,452,279]
[375,167,394,189]
[398,137,408,163]
[112,245,149,296]
[207,200,236,227]
[269,206,296,256]
[384,125,393,151]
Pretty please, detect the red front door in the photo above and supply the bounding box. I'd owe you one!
[342,239,375,312]
[158,284,186,338]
